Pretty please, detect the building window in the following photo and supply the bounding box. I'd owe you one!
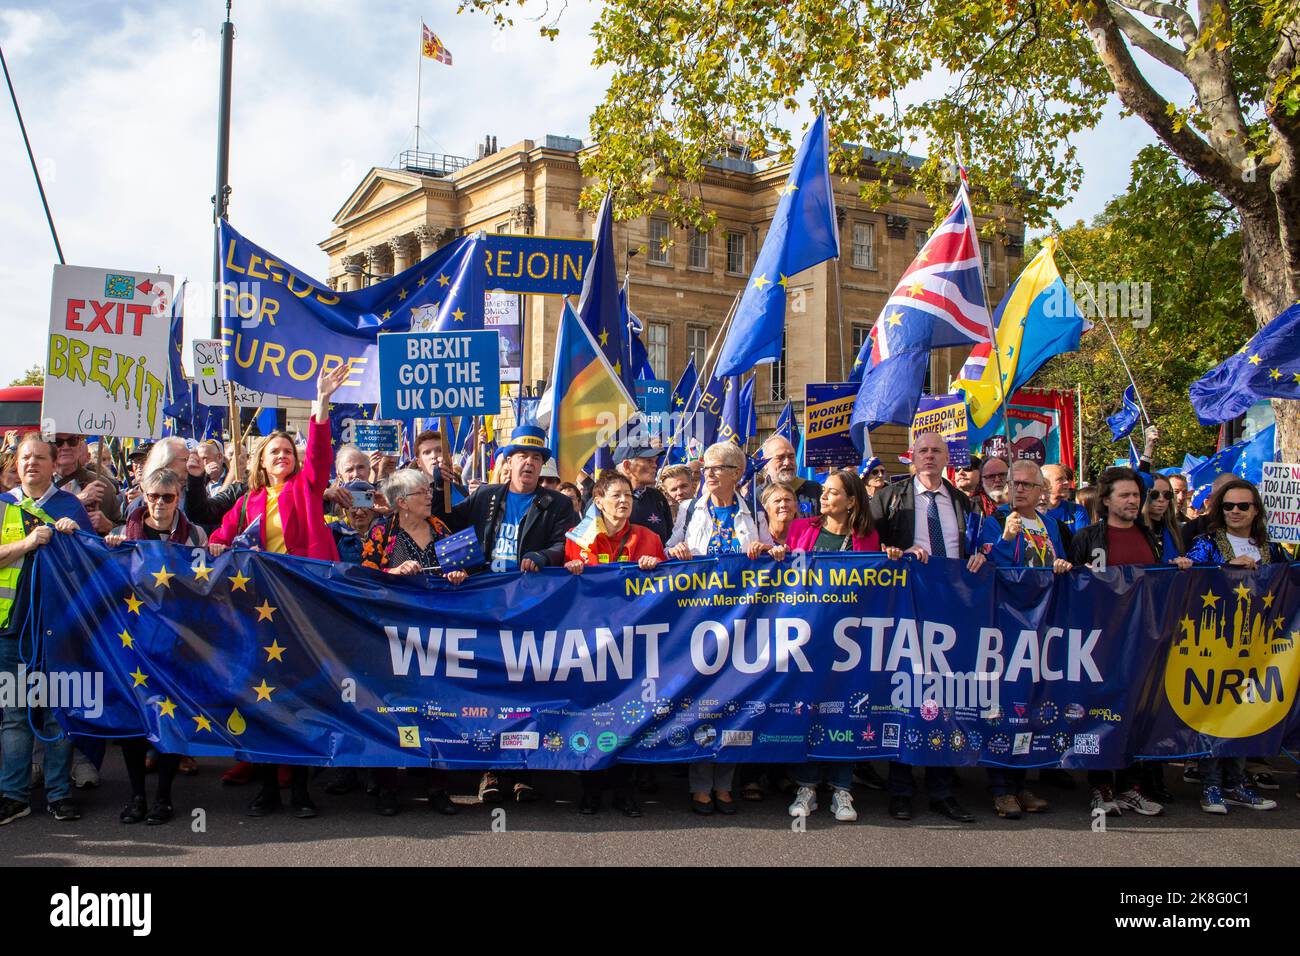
[647,322,669,379]
[687,325,708,372]
[852,222,876,270]
[851,324,870,371]
[980,240,992,284]
[914,230,928,252]
[726,232,746,274]
[648,219,671,265]
[769,337,787,402]
[688,229,710,271]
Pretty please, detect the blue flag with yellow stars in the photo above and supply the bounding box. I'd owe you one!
[577,193,637,394]
[714,113,839,378]
[665,356,698,464]
[1186,423,1275,508]
[1191,304,1300,424]
[219,221,479,404]
[1107,384,1142,441]
[163,281,193,437]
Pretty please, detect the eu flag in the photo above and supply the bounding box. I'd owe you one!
[1107,385,1142,441]
[1186,424,1275,508]
[718,377,749,447]
[665,356,698,464]
[713,113,839,377]
[1190,304,1300,424]
[772,400,796,445]
[163,281,193,437]
[577,194,636,393]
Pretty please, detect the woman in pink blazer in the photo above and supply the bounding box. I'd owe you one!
[206,363,350,819]
[777,469,883,557]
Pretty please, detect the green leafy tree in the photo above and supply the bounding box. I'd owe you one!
[461,0,1300,453]
[8,365,43,387]
[1032,145,1254,479]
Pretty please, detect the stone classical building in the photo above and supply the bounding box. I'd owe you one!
[319,135,1024,470]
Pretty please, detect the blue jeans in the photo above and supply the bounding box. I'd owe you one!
[791,762,853,791]
[0,636,73,803]
[986,767,1026,797]
[1199,757,1245,790]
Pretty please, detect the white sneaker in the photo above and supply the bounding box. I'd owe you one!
[1089,786,1120,817]
[830,788,858,822]
[1115,787,1163,816]
[788,785,817,818]
[71,754,99,790]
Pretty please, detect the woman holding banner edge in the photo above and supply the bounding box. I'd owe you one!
[207,362,350,819]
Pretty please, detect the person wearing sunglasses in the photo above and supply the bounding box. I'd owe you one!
[951,455,981,498]
[1142,474,1184,561]
[860,455,890,498]
[51,432,121,535]
[104,467,207,826]
[1180,479,1283,816]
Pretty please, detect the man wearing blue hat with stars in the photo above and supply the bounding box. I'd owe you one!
[448,424,578,805]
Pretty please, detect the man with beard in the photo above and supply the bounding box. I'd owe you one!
[759,435,821,517]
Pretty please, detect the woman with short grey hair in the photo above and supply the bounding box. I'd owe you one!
[107,468,207,547]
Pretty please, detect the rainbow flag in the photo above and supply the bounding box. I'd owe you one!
[548,302,637,483]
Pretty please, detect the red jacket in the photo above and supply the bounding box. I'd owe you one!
[565,522,667,565]
[209,417,339,562]
[785,516,880,553]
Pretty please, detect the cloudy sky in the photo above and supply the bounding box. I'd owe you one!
[0,1,1181,386]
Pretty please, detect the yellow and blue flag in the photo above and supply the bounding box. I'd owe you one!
[548,302,637,483]
[714,113,839,377]
[953,237,1086,446]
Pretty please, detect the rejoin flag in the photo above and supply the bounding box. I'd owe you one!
[713,113,839,377]
[548,303,637,482]
[849,183,991,448]
[953,237,1086,446]
[1190,304,1300,424]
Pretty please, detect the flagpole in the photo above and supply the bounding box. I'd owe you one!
[210,0,235,339]
[831,257,847,381]
[958,175,1018,461]
[1054,237,1152,429]
[666,291,742,450]
[415,21,423,154]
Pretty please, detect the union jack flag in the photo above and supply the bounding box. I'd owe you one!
[849,182,992,445]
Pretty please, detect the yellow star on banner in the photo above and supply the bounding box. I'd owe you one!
[255,600,277,622]
[229,570,251,592]
[599,330,609,346]
[264,639,286,662]
[1233,582,1251,602]
[253,679,275,702]
[1248,354,1261,365]
[437,273,450,287]
[151,566,174,589]
[886,311,904,328]
[1270,368,1282,380]
[397,288,408,301]
[157,698,177,719]
[907,279,926,297]
[123,593,142,614]
[1200,590,1219,609]
[777,273,789,288]
[417,275,427,287]
[613,360,622,377]
[193,714,213,733]
[1263,592,1275,608]
[130,667,149,688]
[752,274,771,291]
[382,309,392,320]
[1293,372,1300,384]
[1179,614,1193,631]
[853,357,863,370]
[452,308,465,323]
[192,563,212,582]
[118,629,134,650]
[778,181,798,196]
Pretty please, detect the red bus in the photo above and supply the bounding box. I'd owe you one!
[0,385,43,436]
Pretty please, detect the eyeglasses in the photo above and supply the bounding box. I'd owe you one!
[1221,501,1254,512]
[1012,480,1042,490]
[144,492,177,504]
[54,437,81,448]
[701,465,738,476]
[1149,491,1174,500]
[401,488,434,499]
[983,471,1008,481]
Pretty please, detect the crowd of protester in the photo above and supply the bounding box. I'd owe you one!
[0,379,1295,829]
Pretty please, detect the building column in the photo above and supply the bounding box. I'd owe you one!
[340,253,366,292]
[364,244,392,286]
[389,234,416,276]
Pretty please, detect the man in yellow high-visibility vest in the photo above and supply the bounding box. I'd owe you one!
[0,433,91,827]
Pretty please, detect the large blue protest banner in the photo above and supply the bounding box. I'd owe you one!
[377,330,501,419]
[36,534,1300,770]
[483,234,591,296]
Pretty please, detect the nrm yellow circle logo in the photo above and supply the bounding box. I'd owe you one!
[1164,584,1299,738]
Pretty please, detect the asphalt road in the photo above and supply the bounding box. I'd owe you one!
[5,758,1297,867]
